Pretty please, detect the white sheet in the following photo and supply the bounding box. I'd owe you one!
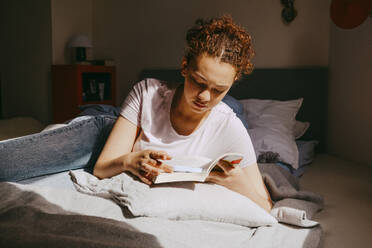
[15,170,321,248]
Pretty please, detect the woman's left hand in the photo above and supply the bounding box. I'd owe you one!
[206,160,253,195]
[205,160,273,212]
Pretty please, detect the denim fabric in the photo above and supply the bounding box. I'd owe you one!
[0,115,116,182]
[77,104,121,118]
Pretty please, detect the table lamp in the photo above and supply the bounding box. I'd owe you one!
[68,34,93,62]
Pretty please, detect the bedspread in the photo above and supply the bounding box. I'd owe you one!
[0,163,324,248]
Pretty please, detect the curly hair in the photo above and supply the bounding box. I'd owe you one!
[184,15,255,79]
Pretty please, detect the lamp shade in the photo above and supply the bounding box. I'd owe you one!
[68,34,93,48]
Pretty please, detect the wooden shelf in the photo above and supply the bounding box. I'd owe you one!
[52,64,116,123]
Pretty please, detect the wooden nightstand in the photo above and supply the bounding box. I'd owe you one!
[52,65,116,123]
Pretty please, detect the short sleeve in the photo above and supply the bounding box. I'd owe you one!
[224,117,257,167]
[119,81,144,126]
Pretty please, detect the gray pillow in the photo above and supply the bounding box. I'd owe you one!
[294,121,310,140]
[240,98,303,169]
[70,170,278,227]
[296,140,319,167]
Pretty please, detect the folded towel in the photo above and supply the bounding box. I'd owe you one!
[271,207,319,227]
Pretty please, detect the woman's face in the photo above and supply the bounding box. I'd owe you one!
[182,54,237,115]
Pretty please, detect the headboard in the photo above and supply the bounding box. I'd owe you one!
[0,77,2,119]
[138,67,328,152]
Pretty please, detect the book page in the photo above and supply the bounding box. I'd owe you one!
[206,153,244,174]
[154,156,212,183]
[159,156,212,173]
[153,172,206,184]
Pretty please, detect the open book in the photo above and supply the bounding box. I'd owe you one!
[154,153,244,184]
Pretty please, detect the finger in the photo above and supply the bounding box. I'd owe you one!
[141,163,164,175]
[139,169,157,182]
[149,150,172,160]
[145,157,173,172]
[130,170,153,185]
[138,175,153,185]
[216,160,234,174]
[209,171,228,178]
[205,177,216,183]
[138,159,160,172]
[158,163,173,173]
[211,166,224,172]
[145,159,172,172]
[145,158,160,167]
[206,171,227,184]
[221,159,236,167]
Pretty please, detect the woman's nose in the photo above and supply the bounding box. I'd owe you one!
[198,89,210,102]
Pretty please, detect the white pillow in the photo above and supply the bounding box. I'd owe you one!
[294,121,310,140]
[70,170,278,227]
[240,98,303,169]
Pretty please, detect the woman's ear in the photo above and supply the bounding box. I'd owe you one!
[181,57,188,77]
[234,71,240,81]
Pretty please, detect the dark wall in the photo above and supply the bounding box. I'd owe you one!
[0,0,52,124]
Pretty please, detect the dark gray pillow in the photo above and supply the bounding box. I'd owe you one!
[222,94,249,129]
[296,140,319,167]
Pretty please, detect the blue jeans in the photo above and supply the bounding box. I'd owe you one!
[0,115,117,182]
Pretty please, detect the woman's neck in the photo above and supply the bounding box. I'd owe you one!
[171,85,210,122]
[170,85,211,136]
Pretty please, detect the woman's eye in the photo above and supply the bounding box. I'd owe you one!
[213,88,224,94]
[191,77,204,87]
[190,76,224,94]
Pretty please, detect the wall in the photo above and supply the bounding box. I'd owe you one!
[327,18,372,166]
[0,0,52,124]
[92,0,331,104]
[0,0,93,124]
[51,0,93,64]
[0,0,332,126]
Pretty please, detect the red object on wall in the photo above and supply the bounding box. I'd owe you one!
[330,0,372,29]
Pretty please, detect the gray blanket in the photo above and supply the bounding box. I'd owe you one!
[0,183,161,248]
[259,163,324,219]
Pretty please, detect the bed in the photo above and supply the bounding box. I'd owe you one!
[0,67,328,248]
[0,117,45,141]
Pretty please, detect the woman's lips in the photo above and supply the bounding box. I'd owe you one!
[193,101,207,109]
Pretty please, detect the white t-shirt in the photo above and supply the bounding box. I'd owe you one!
[120,78,256,167]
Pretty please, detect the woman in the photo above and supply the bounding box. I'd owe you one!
[93,16,273,212]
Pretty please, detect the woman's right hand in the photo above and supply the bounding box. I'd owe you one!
[93,117,173,182]
[123,150,173,185]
